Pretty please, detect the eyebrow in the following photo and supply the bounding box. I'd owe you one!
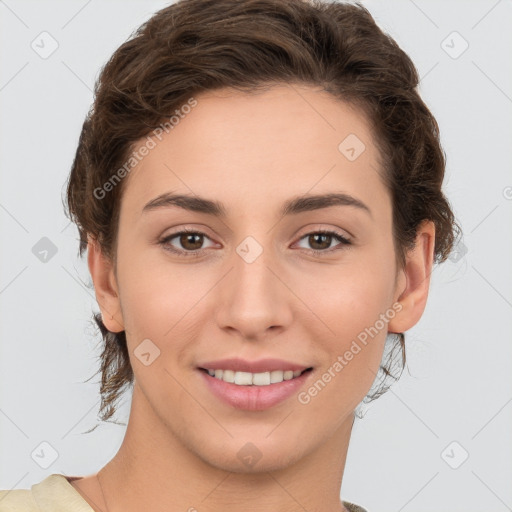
[142,191,372,219]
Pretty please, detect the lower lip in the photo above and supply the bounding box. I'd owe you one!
[198,369,313,411]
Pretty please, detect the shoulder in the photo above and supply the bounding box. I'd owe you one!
[343,500,370,512]
[0,474,93,512]
[0,487,38,512]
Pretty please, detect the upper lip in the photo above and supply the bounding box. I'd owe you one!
[198,357,312,374]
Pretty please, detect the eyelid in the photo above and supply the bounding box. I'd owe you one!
[294,224,352,242]
[159,225,352,256]
[291,229,351,254]
[159,228,217,252]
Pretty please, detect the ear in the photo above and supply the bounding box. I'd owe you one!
[387,220,436,334]
[87,237,125,333]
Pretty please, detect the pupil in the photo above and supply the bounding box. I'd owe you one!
[310,233,330,250]
[182,233,202,250]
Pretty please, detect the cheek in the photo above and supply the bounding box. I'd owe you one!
[296,249,396,392]
[298,255,395,340]
[295,274,391,416]
[115,254,199,405]
[116,249,216,382]
[116,244,199,332]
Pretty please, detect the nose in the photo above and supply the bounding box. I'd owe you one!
[214,242,293,341]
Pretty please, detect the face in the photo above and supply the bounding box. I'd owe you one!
[93,83,418,472]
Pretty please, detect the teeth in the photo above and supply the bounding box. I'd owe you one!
[221,369,235,383]
[206,369,304,386]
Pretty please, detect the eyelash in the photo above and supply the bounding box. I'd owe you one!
[158,228,352,258]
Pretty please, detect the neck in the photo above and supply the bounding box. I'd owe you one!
[97,384,355,512]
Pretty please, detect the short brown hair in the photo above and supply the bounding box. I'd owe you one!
[65,0,461,423]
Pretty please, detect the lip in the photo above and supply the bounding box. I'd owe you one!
[197,357,312,373]
[198,367,314,411]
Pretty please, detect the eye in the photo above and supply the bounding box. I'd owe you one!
[159,229,216,257]
[295,230,351,255]
[159,228,351,258]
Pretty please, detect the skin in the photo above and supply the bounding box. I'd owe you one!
[70,83,435,512]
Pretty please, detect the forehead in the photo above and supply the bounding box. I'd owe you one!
[120,84,388,221]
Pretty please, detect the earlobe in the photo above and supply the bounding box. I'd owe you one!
[387,220,435,334]
[87,237,125,333]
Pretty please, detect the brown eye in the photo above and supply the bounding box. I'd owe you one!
[159,229,215,257]
[296,230,351,254]
[308,233,333,250]
[178,233,204,250]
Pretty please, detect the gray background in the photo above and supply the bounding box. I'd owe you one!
[1,1,511,511]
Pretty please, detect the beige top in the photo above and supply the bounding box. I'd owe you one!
[0,474,369,512]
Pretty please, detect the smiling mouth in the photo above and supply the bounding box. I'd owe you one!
[198,367,313,386]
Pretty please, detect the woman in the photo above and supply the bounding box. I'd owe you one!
[0,0,460,510]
